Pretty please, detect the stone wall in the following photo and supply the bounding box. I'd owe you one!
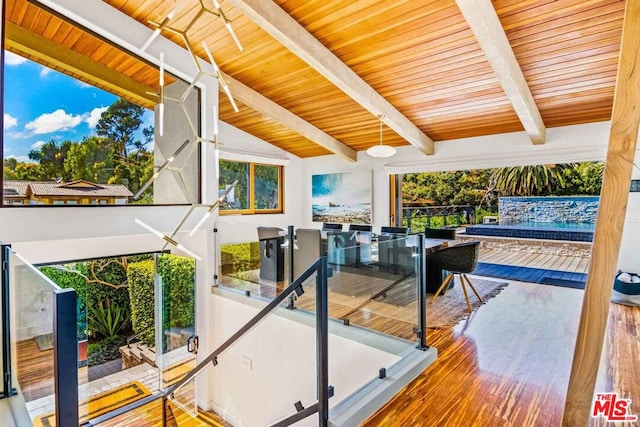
[498,196,599,224]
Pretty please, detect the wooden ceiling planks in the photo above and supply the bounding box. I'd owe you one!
[6,0,625,157]
[497,0,624,124]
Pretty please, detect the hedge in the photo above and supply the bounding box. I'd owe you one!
[220,242,260,275]
[127,259,155,346]
[158,255,196,331]
[127,255,195,348]
[40,264,130,340]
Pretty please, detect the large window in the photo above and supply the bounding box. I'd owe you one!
[219,160,283,214]
[2,2,200,207]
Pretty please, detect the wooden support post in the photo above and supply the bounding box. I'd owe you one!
[562,0,640,425]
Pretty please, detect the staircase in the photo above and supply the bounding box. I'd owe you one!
[120,326,195,370]
[119,342,156,369]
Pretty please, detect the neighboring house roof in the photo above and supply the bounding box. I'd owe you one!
[4,180,133,198]
[3,180,29,198]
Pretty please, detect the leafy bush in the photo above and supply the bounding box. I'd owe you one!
[127,259,155,346]
[87,335,127,366]
[88,301,130,338]
[220,242,260,274]
[40,261,132,336]
[158,255,195,330]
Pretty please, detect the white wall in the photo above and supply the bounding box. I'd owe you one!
[619,149,640,271]
[207,292,401,427]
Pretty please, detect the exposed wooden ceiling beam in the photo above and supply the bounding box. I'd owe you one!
[563,0,640,425]
[4,21,158,109]
[221,72,357,162]
[226,0,435,155]
[456,0,546,144]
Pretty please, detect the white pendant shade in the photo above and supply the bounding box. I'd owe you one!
[367,114,396,158]
[366,144,396,158]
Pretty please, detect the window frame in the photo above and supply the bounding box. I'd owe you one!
[0,1,202,208]
[219,160,284,215]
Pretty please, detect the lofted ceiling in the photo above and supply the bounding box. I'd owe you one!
[4,0,625,159]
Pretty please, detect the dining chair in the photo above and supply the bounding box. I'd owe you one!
[425,227,457,240]
[322,223,343,231]
[429,241,483,313]
[257,226,285,282]
[380,226,408,235]
[347,224,373,265]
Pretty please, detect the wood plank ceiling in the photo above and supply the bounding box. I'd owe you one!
[5,0,625,159]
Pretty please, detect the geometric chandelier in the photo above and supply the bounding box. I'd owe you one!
[133,0,244,258]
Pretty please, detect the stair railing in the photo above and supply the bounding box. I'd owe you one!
[89,255,331,427]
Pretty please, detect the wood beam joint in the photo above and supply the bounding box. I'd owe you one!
[226,0,434,155]
[456,0,546,145]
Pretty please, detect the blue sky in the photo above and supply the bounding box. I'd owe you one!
[3,50,154,162]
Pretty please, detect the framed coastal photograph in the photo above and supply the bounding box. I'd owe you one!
[312,170,372,224]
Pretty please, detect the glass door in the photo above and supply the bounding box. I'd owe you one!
[154,253,198,416]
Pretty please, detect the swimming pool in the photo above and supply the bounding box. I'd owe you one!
[464,223,594,242]
[499,221,595,231]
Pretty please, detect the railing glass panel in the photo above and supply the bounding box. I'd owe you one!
[161,258,327,426]
[215,221,292,298]
[7,249,61,424]
[317,233,420,340]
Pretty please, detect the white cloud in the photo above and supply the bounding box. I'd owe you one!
[25,109,86,135]
[75,80,92,89]
[85,107,108,129]
[3,113,18,129]
[31,140,46,149]
[4,51,27,66]
[39,67,53,78]
[6,155,31,163]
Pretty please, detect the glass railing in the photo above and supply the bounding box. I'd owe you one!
[326,233,420,339]
[3,245,78,426]
[214,225,427,347]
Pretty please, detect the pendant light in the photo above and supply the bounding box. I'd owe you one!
[366,114,396,158]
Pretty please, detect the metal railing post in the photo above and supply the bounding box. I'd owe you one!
[316,256,329,427]
[54,288,78,427]
[288,225,294,285]
[416,236,428,350]
[0,243,15,398]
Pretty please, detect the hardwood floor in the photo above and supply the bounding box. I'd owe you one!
[15,339,55,402]
[95,399,232,426]
[363,282,640,427]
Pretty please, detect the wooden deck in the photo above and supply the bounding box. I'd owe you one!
[480,247,590,274]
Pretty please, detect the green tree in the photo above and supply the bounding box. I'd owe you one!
[63,136,114,183]
[491,164,568,196]
[3,161,48,181]
[96,99,146,160]
[27,140,72,180]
